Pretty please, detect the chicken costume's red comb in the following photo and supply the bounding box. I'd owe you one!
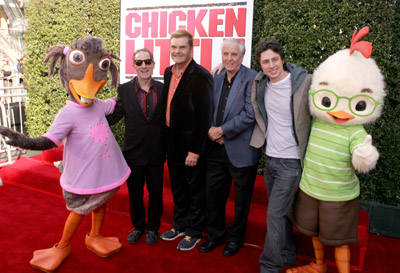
[350,26,372,58]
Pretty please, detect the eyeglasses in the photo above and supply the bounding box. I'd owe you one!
[309,89,382,117]
[134,59,153,66]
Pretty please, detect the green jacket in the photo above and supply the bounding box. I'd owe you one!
[250,63,312,167]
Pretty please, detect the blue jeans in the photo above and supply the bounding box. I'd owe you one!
[259,156,301,273]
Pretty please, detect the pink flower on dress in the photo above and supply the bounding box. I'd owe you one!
[89,122,110,159]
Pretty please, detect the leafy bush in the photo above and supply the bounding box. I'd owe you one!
[24,0,124,144]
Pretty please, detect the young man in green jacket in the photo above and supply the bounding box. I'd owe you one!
[250,40,312,273]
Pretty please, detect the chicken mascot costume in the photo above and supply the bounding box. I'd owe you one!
[287,27,385,273]
[0,36,131,272]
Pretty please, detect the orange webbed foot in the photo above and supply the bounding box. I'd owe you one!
[30,243,71,273]
[85,234,122,257]
[286,262,327,273]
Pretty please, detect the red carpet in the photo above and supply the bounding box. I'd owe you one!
[0,182,262,273]
[0,152,399,273]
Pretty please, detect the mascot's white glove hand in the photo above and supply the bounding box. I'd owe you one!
[352,135,379,173]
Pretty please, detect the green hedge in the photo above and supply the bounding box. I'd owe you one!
[24,0,399,206]
[24,0,124,144]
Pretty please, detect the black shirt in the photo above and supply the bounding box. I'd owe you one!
[216,72,237,126]
[134,77,158,121]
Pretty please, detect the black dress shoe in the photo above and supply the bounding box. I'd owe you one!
[145,230,158,244]
[127,229,143,243]
[199,240,225,253]
[223,241,242,257]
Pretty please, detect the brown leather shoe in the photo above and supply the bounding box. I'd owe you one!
[30,243,71,273]
[85,234,122,257]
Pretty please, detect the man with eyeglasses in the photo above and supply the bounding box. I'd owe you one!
[249,40,312,273]
[107,48,165,245]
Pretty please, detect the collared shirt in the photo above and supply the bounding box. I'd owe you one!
[165,59,192,127]
[165,59,199,158]
[134,77,158,120]
[216,72,237,126]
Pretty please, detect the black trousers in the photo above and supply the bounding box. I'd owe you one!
[167,157,206,238]
[205,143,257,244]
[126,161,164,233]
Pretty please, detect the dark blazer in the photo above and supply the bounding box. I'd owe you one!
[107,77,166,165]
[163,59,213,163]
[212,65,260,168]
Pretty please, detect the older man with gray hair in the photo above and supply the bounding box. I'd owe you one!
[198,38,260,256]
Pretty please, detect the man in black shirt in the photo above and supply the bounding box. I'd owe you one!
[107,48,165,245]
[199,38,260,256]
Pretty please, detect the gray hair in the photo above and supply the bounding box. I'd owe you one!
[220,38,246,56]
[133,48,154,61]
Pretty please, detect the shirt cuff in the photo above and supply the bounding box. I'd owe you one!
[188,152,199,158]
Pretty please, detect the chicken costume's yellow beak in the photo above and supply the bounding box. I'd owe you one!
[69,64,106,106]
[327,110,355,124]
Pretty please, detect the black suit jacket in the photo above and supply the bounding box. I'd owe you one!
[107,77,166,166]
[163,59,213,163]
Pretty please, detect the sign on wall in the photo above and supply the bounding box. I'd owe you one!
[120,0,254,83]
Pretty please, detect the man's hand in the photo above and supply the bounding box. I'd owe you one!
[185,154,198,167]
[211,63,224,77]
[208,126,224,141]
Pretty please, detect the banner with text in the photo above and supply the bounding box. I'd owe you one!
[120,0,254,83]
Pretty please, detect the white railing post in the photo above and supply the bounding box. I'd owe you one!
[0,85,27,167]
